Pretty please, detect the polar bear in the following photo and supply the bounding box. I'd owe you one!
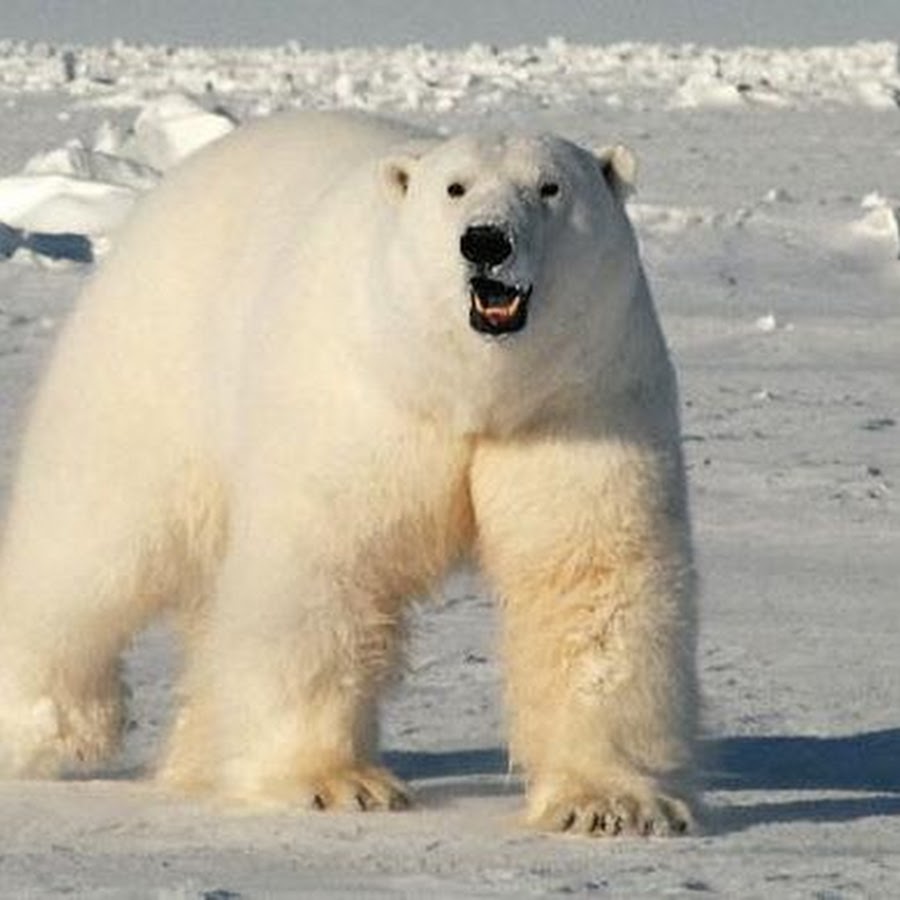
[0,111,697,836]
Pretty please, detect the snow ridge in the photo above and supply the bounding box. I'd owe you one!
[1,39,898,114]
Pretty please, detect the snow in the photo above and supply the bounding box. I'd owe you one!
[1,39,899,116]
[124,93,235,171]
[0,93,232,256]
[1,37,899,898]
[0,173,136,234]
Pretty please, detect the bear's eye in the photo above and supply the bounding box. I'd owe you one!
[447,182,466,199]
[540,181,560,200]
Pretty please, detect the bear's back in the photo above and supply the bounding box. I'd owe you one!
[29,113,431,467]
[100,111,430,305]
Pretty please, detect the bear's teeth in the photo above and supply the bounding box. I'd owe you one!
[474,295,521,319]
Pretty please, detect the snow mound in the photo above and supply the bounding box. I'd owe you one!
[844,192,900,264]
[0,93,233,263]
[671,72,746,109]
[122,92,236,171]
[0,174,138,235]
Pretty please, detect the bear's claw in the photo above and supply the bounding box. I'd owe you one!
[303,765,410,812]
[529,781,692,838]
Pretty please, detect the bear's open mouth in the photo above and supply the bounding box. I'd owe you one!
[469,277,531,336]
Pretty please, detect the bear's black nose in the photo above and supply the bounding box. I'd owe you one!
[460,225,513,268]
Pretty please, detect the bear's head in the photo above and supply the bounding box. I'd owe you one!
[369,131,647,432]
[380,132,637,333]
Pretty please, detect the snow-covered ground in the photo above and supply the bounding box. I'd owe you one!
[0,40,898,898]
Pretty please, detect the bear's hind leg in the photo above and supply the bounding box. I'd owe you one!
[161,532,411,811]
[0,483,179,778]
[162,410,473,808]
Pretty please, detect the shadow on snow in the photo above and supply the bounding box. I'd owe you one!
[385,729,900,830]
[66,729,900,831]
[705,729,900,794]
[387,729,900,793]
[703,728,900,833]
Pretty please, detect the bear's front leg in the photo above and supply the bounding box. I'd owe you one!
[472,434,698,837]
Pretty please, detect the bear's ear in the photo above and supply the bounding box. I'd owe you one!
[380,155,417,201]
[595,144,638,202]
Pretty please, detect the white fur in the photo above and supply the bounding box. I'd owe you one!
[0,111,697,835]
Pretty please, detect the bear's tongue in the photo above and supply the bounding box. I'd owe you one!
[469,276,531,335]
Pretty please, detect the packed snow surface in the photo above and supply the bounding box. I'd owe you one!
[0,38,898,898]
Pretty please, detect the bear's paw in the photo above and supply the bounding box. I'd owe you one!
[306,765,411,812]
[527,775,692,837]
[227,764,411,813]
